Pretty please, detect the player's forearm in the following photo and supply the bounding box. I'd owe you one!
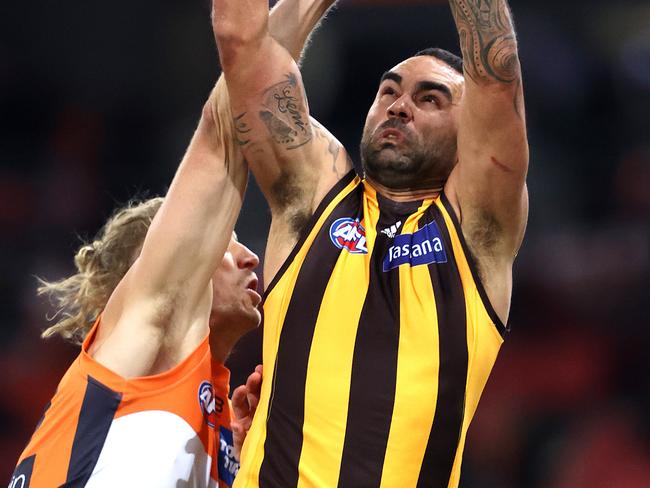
[448,0,521,85]
[135,99,247,300]
[212,0,269,68]
[269,0,338,63]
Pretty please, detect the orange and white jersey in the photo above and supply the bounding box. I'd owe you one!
[11,321,240,488]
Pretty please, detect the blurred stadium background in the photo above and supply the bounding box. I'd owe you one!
[1,0,648,486]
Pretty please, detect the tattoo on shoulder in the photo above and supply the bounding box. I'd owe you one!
[312,121,342,177]
[450,0,520,85]
[259,73,312,150]
[233,112,252,146]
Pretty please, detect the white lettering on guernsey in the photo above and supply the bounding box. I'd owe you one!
[383,221,447,271]
[8,474,26,488]
[218,426,239,485]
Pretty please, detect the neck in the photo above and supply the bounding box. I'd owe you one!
[365,176,444,202]
[208,326,243,364]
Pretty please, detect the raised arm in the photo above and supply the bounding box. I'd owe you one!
[212,0,350,283]
[269,0,337,64]
[446,0,529,258]
[93,79,247,377]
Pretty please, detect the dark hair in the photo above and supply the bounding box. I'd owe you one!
[414,48,463,75]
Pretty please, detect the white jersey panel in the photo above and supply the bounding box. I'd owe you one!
[86,410,217,488]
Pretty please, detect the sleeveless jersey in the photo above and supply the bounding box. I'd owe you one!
[11,319,240,488]
[235,171,507,488]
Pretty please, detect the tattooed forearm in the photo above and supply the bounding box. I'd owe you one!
[449,0,520,84]
[234,112,252,146]
[259,73,312,150]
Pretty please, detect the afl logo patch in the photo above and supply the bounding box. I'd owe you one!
[198,380,217,428]
[329,217,368,254]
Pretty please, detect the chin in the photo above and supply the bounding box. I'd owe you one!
[236,306,261,332]
[248,308,262,329]
[211,304,261,336]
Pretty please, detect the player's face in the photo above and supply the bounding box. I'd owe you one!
[210,235,261,332]
[360,56,464,190]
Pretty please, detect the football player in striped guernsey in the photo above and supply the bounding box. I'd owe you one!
[212,0,528,486]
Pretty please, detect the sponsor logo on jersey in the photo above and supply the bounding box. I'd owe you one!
[381,221,402,238]
[198,380,218,428]
[383,221,447,271]
[218,426,240,486]
[329,217,368,254]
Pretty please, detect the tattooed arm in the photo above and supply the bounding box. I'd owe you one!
[212,0,350,284]
[445,0,529,261]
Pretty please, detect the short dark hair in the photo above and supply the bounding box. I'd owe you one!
[414,48,463,75]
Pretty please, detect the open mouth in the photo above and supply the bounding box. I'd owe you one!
[245,276,262,307]
[379,128,405,143]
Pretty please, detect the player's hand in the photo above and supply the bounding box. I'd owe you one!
[231,364,263,460]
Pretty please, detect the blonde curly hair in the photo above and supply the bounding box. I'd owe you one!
[38,197,163,344]
[38,77,240,345]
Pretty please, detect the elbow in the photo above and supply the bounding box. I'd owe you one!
[211,6,268,57]
[213,24,266,71]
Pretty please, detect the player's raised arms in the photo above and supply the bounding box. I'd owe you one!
[212,0,351,283]
[90,79,247,378]
[443,0,529,323]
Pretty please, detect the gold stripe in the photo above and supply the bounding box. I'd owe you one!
[434,198,503,488]
[380,200,441,488]
[235,176,362,487]
[297,185,379,487]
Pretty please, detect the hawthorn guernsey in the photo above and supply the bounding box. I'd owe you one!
[235,174,509,487]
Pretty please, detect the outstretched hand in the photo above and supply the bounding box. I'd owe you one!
[231,364,263,460]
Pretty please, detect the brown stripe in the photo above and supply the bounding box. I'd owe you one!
[440,192,507,337]
[263,169,357,300]
[417,204,469,487]
[337,194,405,488]
[259,183,364,488]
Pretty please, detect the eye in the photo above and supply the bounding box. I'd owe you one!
[382,86,397,97]
[420,94,439,106]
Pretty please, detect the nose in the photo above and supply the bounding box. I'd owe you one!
[234,241,260,270]
[387,95,413,123]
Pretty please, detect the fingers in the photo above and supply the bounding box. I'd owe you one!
[231,384,249,421]
[245,366,263,415]
[232,365,264,423]
[232,420,245,460]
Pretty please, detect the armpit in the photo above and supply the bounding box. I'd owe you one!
[270,169,313,236]
[463,208,503,280]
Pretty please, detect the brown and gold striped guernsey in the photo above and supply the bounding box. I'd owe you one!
[235,170,506,488]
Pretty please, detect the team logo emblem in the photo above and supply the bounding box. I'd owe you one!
[198,380,217,428]
[329,217,368,254]
[381,221,402,238]
[383,221,448,271]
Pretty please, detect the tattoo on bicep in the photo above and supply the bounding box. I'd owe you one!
[449,0,520,84]
[259,73,312,150]
[234,112,252,146]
